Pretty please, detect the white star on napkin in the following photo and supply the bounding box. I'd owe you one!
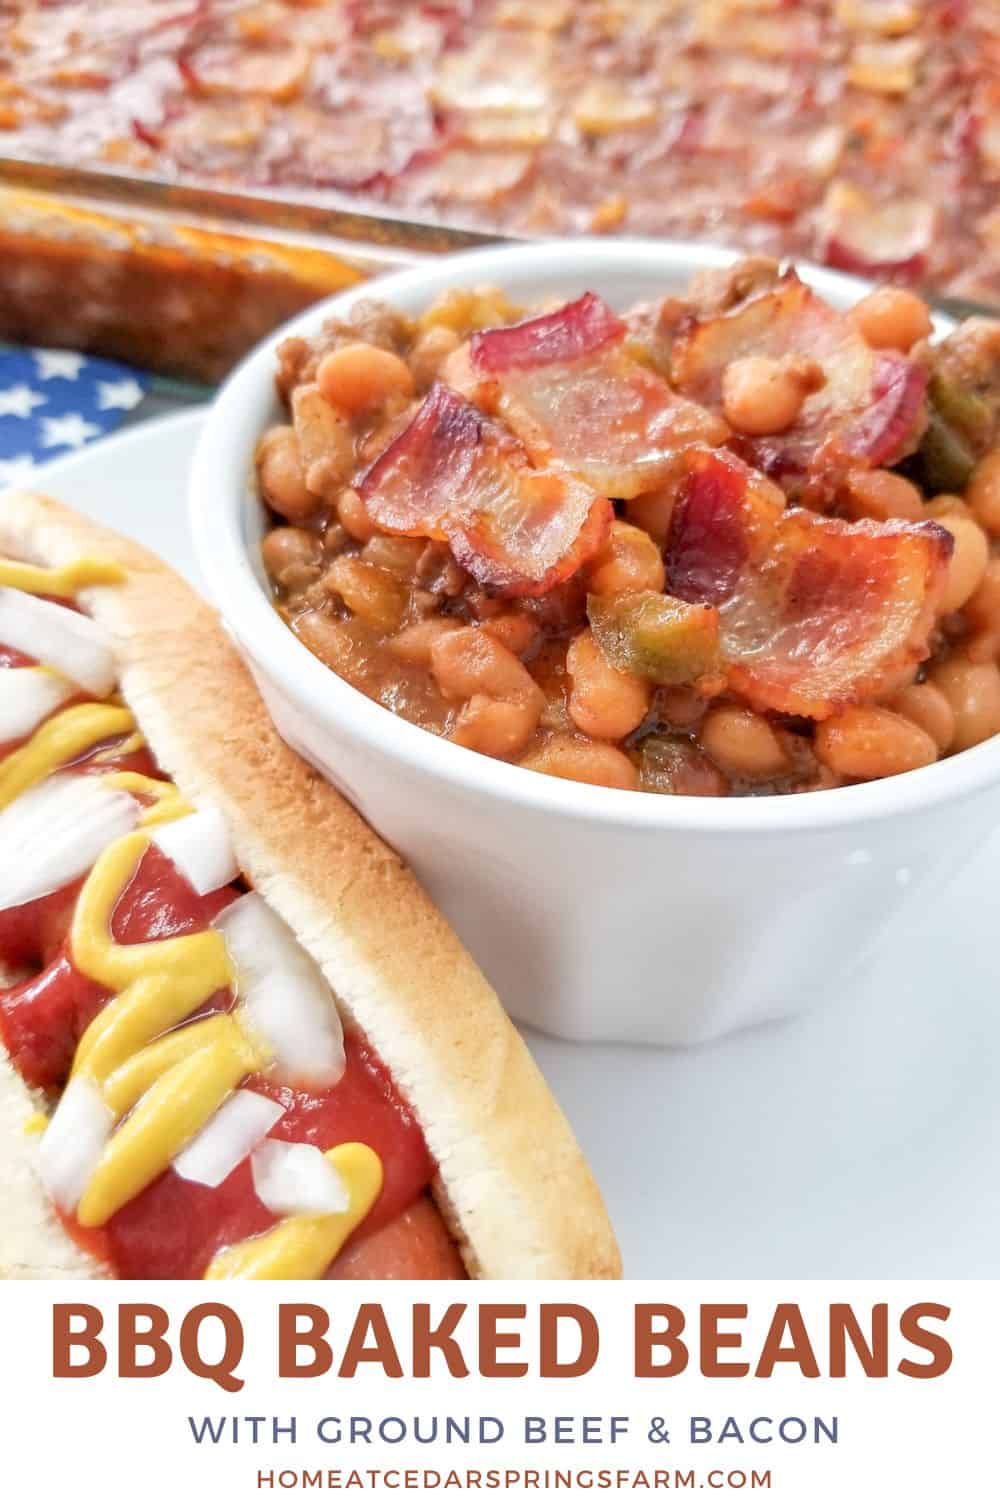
[40,412,101,450]
[97,377,145,412]
[34,350,86,382]
[0,384,47,419]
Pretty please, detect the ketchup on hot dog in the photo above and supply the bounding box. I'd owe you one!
[0,556,465,1280]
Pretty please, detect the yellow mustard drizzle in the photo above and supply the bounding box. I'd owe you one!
[78,1029,262,1227]
[1,556,383,1275]
[204,1143,384,1280]
[102,1014,245,1117]
[70,832,236,1084]
[0,703,135,812]
[0,558,125,596]
[100,771,192,826]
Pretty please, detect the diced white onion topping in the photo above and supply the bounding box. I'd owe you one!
[0,587,117,697]
[152,804,239,896]
[214,893,346,1089]
[173,1089,285,1189]
[251,1139,349,1219]
[0,772,138,912]
[37,1075,114,1213]
[0,668,73,742]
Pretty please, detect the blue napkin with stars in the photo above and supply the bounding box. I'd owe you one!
[0,347,150,487]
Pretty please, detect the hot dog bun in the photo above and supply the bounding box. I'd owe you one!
[0,491,620,1280]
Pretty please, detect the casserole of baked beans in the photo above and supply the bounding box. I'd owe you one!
[3,2,1000,310]
[257,260,1000,797]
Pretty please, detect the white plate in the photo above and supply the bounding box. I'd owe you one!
[31,408,1000,1277]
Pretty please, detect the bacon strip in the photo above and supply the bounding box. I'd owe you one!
[469,291,624,372]
[670,272,928,500]
[358,383,611,596]
[664,449,952,717]
[451,292,726,499]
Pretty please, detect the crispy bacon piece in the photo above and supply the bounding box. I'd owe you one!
[664,449,952,718]
[670,272,928,500]
[451,292,726,499]
[358,383,611,596]
[469,291,624,372]
[664,447,785,606]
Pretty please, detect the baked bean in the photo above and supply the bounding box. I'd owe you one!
[323,556,409,632]
[361,534,426,580]
[625,486,676,547]
[482,612,540,657]
[520,735,640,790]
[842,467,923,522]
[430,626,545,712]
[261,526,322,591]
[962,557,1000,662]
[877,658,920,698]
[814,705,938,780]
[408,325,461,389]
[256,425,317,522]
[924,493,970,520]
[936,513,990,613]
[586,520,665,595]
[967,449,1000,538]
[337,487,378,543]
[390,617,461,666]
[290,383,354,499]
[700,704,789,779]
[850,286,933,352]
[928,656,1000,751]
[887,682,955,752]
[451,695,541,759]
[290,609,354,673]
[566,629,651,741]
[274,333,311,401]
[721,354,823,436]
[316,341,414,415]
[322,521,349,556]
[965,630,1000,666]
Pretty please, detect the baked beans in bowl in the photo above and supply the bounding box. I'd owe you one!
[253,256,1000,798]
[190,241,1000,1044]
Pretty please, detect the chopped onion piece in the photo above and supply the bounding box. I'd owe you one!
[820,180,934,276]
[38,1076,114,1213]
[0,772,138,912]
[214,893,346,1088]
[0,587,117,696]
[152,804,239,896]
[0,668,73,742]
[173,1090,285,1189]
[251,1139,349,1219]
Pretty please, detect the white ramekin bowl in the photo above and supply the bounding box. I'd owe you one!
[189,239,1000,1045]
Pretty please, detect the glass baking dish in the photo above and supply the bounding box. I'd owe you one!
[0,158,504,382]
[0,153,990,386]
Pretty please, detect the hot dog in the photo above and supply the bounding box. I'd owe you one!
[0,491,620,1281]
